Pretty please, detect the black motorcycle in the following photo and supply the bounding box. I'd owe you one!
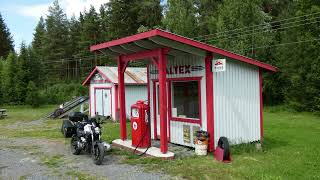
[70,115,111,165]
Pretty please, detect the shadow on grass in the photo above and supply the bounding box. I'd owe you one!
[231,137,289,156]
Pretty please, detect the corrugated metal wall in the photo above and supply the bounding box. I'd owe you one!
[149,54,206,147]
[213,59,260,145]
[124,86,148,118]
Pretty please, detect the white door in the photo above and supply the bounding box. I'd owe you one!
[102,89,111,117]
[95,88,112,117]
[154,82,170,139]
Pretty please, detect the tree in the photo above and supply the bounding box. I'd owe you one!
[207,0,273,57]
[162,0,199,37]
[0,13,14,58]
[195,0,222,36]
[0,57,4,105]
[15,42,30,103]
[26,81,41,107]
[32,16,46,59]
[43,0,71,81]
[106,0,140,39]
[78,5,101,57]
[2,52,18,103]
[276,0,320,111]
[134,0,163,29]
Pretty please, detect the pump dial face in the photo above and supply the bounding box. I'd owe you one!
[132,108,139,118]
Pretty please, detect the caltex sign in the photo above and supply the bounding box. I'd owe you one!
[212,59,226,72]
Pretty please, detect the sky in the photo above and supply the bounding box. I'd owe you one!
[0,0,109,51]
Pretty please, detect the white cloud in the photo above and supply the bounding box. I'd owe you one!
[61,0,109,17]
[15,0,109,19]
[16,4,51,18]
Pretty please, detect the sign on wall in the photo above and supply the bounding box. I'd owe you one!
[212,59,226,72]
[150,65,204,75]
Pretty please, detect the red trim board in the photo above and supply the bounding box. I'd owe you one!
[259,68,264,140]
[205,54,214,152]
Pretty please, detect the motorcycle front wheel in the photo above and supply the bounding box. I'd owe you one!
[70,135,81,155]
[92,143,105,165]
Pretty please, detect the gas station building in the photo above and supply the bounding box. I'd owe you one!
[89,29,277,158]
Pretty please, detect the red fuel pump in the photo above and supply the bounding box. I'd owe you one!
[131,101,151,148]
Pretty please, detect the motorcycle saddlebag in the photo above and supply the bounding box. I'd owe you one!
[69,112,87,122]
[61,120,76,138]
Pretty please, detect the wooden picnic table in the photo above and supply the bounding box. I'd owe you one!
[0,109,7,118]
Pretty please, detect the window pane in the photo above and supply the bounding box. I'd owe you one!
[172,81,199,119]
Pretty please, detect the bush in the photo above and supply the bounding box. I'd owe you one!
[26,81,41,107]
[39,83,88,105]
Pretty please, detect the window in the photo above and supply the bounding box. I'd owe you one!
[171,81,199,119]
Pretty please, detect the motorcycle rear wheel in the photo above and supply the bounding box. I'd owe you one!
[92,143,104,165]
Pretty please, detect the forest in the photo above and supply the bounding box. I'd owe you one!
[0,0,319,112]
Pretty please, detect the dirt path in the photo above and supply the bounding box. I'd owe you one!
[0,137,170,180]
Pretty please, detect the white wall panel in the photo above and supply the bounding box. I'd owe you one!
[213,59,260,145]
[170,121,200,147]
[125,86,148,118]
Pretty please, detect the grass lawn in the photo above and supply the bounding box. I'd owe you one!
[0,105,319,179]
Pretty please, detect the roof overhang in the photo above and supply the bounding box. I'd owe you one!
[91,29,278,72]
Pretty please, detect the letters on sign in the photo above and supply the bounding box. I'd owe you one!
[212,59,226,72]
[150,65,204,75]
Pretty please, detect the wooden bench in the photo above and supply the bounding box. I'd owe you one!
[0,109,7,119]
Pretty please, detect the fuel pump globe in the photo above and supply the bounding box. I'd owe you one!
[131,101,151,148]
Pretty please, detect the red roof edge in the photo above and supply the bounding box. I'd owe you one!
[82,67,114,86]
[82,67,98,86]
[90,29,158,52]
[90,29,278,72]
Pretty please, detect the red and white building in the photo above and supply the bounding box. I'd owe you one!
[82,66,147,120]
[89,29,277,156]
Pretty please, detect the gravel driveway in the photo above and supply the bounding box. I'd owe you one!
[0,137,171,180]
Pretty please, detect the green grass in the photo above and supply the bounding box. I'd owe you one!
[102,110,320,180]
[1,105,319,179]
[41,154,64,168]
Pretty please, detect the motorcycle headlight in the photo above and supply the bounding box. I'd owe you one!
[94,127,100,134]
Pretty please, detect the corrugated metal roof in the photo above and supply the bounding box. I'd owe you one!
[90,29,277,72]
[96,66,147,84]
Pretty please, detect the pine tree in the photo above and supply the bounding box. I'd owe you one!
[162,0,199,37]
[78,5,101,57]
[0,13,14,58]
[32,16,46,59]
[106,0,140,39]
[69,15,82,78]
[134,0,163,29]
[43,0,71,81]
[15,42,29,103]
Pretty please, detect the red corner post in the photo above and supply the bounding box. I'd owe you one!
[118,56,127,140]
[205,53,214,152]
[158,48,168,153]
[259,68,264,141]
